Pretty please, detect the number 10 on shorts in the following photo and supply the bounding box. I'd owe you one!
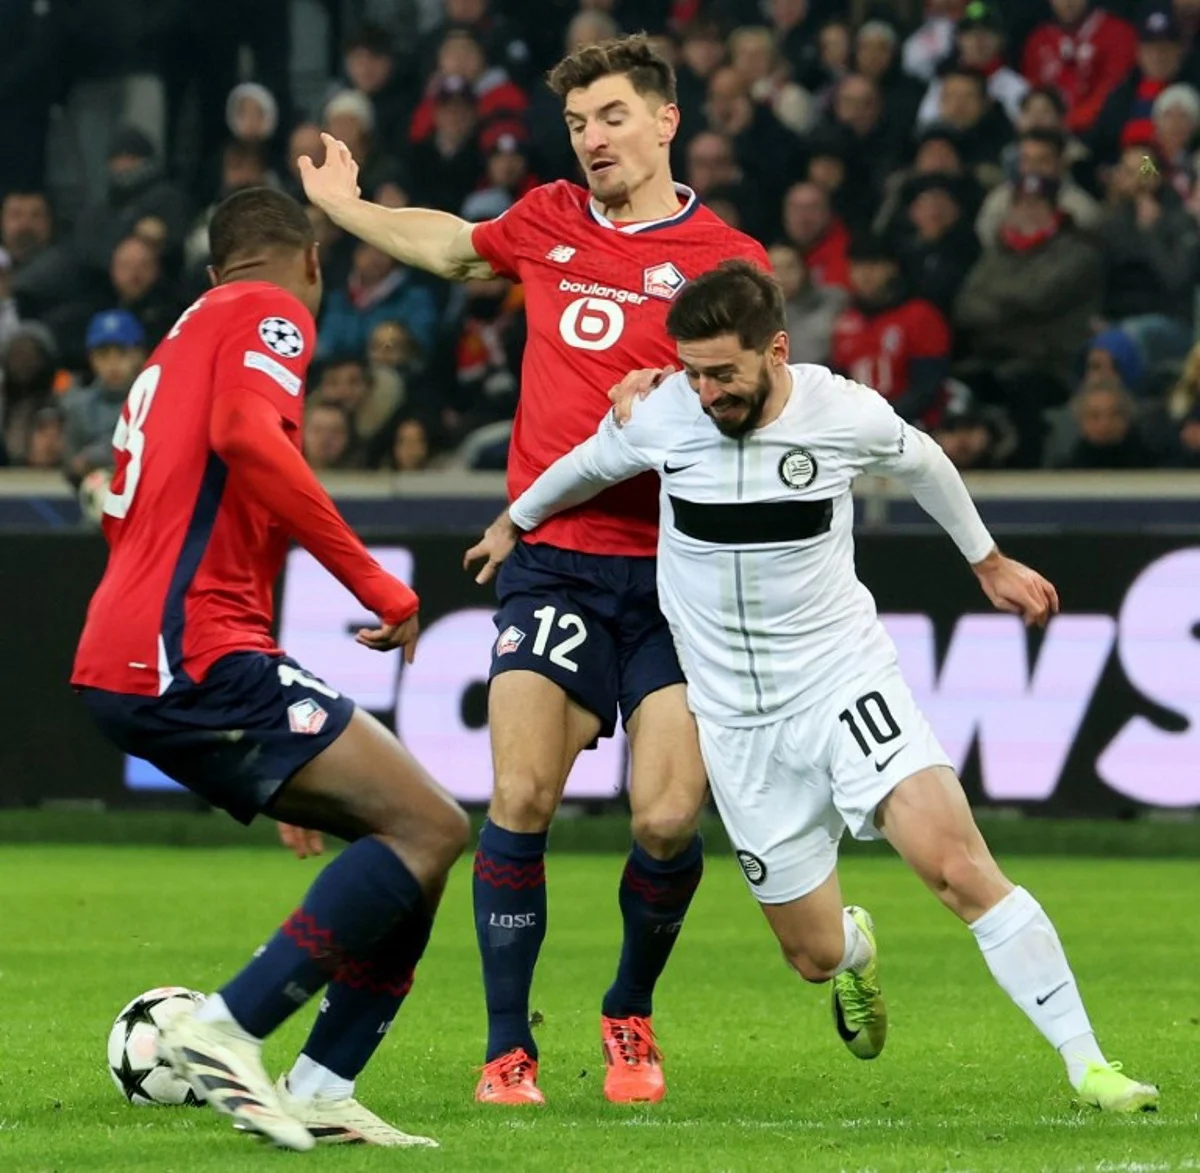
[838,691,902,757]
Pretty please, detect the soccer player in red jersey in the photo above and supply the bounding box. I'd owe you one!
[71,188,468,1150]
[831,235,953,427]
[301,35,769,1106]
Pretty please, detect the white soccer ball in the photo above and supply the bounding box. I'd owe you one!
[78,468,112,527]
[107,986,207,1106]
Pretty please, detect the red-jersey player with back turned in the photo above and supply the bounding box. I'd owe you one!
[70,188,469,1151]
[301,34,769,1107]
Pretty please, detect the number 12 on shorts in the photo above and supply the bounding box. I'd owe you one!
[838,691,901,757]
[530,605,587,673]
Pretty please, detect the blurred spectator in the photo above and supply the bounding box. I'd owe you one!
[305,205,355,295]
[828,74,907,195]
[60,310,145,485]
[323,90,401,198]
[0,0,62,196]
[462,134,537,221]
[108,235,183,350]
[1151,84,1200,200]
[25,403,65,469]
[831,235,952,425]
[977,128,1102,246]
[409,29,528,145]
[809,20,853,99]
[918,4,1029,128]
[955,173,1104,461]
[1100,145,1199,327]
[312,353,403,460]
[873,124,986,235]
[410,77,486,214]
[318,243,439,359]
[933,69,1012,182]
[675,20,727,134]
[1021,0,1137,135]
[1092,9,1191,167]
[1048,381,1161,468]
[438,276,524,448]
[73,128,189,279]
[388,416,432,472]
[903,0,965,84]
[183,143,271,276]
[932,403,1016,469]
[418,0,532,88]
[340,25,418,157]
[1167,342,1200,464]
[803,124,875,230]
[304,401,358,471]
[686,132,743,197]
[368,320,423,373]
[703,186,746,229]
[2,191,77,321]
[226,84,279,155]
[766,0,825,88]
[284,123,324,202]
[1,323,58,466]
[768,241,847,364]
[705,65,799,201]
[729,25,814,135]
[781,181,852,289]
[892,174,980,312]
[1085,328,1146,395]
[0,249,18,353]
[854,21,924,135]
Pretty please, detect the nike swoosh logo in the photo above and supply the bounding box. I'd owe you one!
[873,746,906,773]
[1035,981,1069,1006]
[663,461,697,474]
[833,993,859,1042]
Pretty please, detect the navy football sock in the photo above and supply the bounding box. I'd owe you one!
[298,901,433,1081]
[473,820,548,1062]
[221,836,425,1039]
[602,835,704,1019]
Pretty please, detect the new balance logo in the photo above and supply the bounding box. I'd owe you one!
[546,244,576,263]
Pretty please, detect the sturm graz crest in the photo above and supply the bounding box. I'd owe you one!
[736,850,767,886]
[778,447,818,490]
[257,316,304,359]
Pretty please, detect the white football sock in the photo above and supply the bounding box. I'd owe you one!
[969,886,1105,1088]
[837,908,874,974]
[288,1053,355,1102]
[193,992,261,1043]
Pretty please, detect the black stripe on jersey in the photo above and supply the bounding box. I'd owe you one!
[668,495,834,545]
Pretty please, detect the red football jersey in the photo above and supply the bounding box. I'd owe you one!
[831,298,951,417]
[472,180,770,557]
[72,283,316,696]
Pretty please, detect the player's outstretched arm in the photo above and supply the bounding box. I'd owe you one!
[871,420,1059,627]
[209,390,421,658]
[299,133,494,282]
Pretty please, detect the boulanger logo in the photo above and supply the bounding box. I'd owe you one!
[559,296,625,351]
[557,277,646,305]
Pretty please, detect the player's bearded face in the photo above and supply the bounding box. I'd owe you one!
[703,356,773,438]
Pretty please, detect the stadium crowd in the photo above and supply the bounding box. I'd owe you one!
[3,0,1200,479]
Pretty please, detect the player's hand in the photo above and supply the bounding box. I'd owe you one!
[278,822,324,859]
[608,366,675,426]
[298,133,361,210]
[356,613,420,661]
[464,510,520,584]
[972,550,1059,627]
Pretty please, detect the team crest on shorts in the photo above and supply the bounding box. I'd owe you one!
[495,625,526,656]
[736,850,767,886]
[642,262,686,300]
[778,447,818,490]
[287,698,328,735]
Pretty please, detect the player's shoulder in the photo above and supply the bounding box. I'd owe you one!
[507,179,589,221]
[690,206,770,267]
[620,371,700,438]
[791,364,892,429]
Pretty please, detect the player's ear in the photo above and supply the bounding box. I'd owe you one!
[770,330,790,366]
[304,242,321,285]
[205,265,219,289]
[657,101,680,147]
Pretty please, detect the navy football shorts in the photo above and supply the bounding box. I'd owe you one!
[489,541,686,739]
[79,652,355,824]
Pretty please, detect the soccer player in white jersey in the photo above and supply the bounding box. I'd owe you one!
[465,261,1158,1113]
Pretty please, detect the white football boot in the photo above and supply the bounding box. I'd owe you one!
[275,1076,439,1147]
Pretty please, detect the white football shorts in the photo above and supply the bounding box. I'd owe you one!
[697,665,952,905]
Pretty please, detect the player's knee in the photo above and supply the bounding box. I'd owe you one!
[489,772,561,832]
[631,802,700,860]
[926,842,1002,917]
[432,800,472,867]
[782,942,840,983]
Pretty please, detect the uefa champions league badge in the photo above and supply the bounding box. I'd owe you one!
[257,316,305,359]
[778,447,818,490]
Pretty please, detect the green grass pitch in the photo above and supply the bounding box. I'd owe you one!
[2,846,1196,1173]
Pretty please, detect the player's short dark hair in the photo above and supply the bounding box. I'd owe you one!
[208,187,314,271]
[1019,127,1066,157]
[666,261,786,353]
[547,33,677,106]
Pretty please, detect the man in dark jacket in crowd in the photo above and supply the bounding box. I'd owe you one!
[891,173,981,313]
[0,0,63,197]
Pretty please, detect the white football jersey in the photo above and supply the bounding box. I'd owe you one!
[510,364,994,727]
